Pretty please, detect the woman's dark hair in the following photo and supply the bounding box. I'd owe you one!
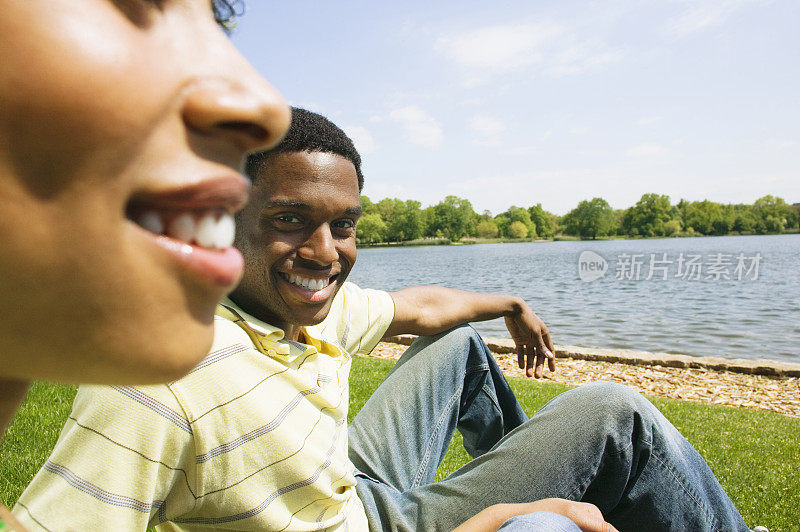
[212,0,245,33]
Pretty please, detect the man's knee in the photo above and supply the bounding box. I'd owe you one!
[409,324,482,353]
[557,381,660,434]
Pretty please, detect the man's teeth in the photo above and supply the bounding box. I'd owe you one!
[286,273,330,291]
[135,211,235,249]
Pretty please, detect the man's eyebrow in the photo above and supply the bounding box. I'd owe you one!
[345,206,362,217]
[262,200,311,210]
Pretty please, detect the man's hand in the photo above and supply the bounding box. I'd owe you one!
[453,498,617,532]
[385,288,556,378]
[504,300,555,378]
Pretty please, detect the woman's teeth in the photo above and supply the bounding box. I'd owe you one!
[135,211,235,250]
[286,273,330,291]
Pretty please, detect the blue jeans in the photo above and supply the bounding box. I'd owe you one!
[349,325,749,532]
[499,512,581,531]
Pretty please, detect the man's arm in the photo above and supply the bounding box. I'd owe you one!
[384,286,556,378]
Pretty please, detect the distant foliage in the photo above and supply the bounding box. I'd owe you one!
[476,220,499,238]
[354,192,797,244]
[356,213,386,244]
[508,220,529,239]
[561,198,617,239]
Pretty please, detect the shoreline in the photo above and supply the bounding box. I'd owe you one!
[371,336,800,418]
[357,230,800,249]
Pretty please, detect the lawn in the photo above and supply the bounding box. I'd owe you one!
[3,356,799,530]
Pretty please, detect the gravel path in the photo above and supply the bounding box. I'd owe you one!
[367,341,800,418]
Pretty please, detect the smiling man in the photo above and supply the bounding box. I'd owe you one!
[14,109,748,531]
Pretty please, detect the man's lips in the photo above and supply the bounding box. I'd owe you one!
[278,272,339,304]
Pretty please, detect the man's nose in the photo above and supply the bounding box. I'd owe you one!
[299,224,339,265]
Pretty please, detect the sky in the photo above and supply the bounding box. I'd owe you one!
[232,0,800,216]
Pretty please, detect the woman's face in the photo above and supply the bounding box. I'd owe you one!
[0,1,290,383]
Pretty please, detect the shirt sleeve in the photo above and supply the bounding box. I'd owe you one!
[13,384,196,530]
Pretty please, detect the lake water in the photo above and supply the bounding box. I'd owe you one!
[348,234,800,363]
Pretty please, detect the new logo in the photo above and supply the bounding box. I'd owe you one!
[578,251,608,282]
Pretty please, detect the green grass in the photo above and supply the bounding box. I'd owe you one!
[3,358,799,530]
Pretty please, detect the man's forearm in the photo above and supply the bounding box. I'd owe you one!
[384,286,524,338]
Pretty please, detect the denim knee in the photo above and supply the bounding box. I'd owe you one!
[409,324,483,360]
[431,323,482,346]
[564,381,659,441]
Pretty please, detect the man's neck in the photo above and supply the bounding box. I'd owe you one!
[283,324,302,343]
[227,295,303,342]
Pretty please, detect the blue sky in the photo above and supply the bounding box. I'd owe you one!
[233,0,799,215]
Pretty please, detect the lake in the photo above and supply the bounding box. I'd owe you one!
[349,234,800,363]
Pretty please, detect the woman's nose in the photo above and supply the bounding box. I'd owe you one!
[181,77,291,154]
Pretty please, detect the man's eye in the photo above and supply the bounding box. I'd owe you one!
[275,214,302,224]
[332,219,356,232]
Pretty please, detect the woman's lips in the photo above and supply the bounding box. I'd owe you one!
[126,175,249,288]
[133,227,245,288]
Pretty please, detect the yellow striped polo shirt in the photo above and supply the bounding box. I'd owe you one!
[14,282,395,531]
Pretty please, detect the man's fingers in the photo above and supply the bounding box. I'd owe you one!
[543,329,557,372]
[525,344,536,377]
[543,328,556,354]
[534,333,554,375]
[565,501,619,532]
[515,340,525,370]
[533,349,544,379]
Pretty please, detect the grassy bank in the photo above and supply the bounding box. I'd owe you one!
[3,358,798,530]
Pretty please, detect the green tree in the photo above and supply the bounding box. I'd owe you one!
[476,219,499,238]
[493,213,511,237]
[375,198,424,242]
[360,195,378,216]
[752,195,795,233]
[731,204,757,233]
[621,193,677,237]
[528,203,556,238]
[562,198,617,239]
[664,219,682,236]
[508,220,529,239]
[428,196,476,241]
[356,212,386,244]
[494,206,535,238]
[681,200,725,235]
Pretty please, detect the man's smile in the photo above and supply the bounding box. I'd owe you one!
[278,271,340,304]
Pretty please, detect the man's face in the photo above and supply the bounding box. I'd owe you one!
[232,151,361,330]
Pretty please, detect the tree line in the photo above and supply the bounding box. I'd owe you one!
[357,194,800,244]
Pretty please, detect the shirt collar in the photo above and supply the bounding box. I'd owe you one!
[219,298,285,342]
[218,299,344,359]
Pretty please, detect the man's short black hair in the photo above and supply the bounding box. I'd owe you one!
[245,107,364,191]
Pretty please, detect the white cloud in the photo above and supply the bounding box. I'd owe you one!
[434,22,623,84]
[626,143,669,158]
[434,22,562,71]
[666,0,771,37]
[469,115,506,146]
[342,125,377,155]
[637,116,663,126]
[388,106,443,149]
